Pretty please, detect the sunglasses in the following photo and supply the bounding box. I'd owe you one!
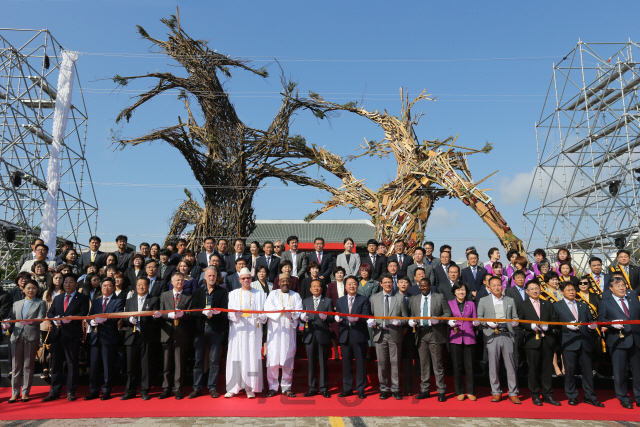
[579,281,589,285]
[274,245,282,248]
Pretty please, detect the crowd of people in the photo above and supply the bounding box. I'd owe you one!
[1,234,639,410]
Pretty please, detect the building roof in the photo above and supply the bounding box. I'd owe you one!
[246,219,375,246]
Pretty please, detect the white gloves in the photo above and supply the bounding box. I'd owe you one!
[408,319,417,327]
[235,311,244,318]
[1,322,7,330]
[318,313,327,320]
[347,316,358,323]
[52,316,61,327]
[541,324,548,331]
[300,313,309,322]
[61,319,71,324]
[431,318,439,325]
[90,319,98,327]
[448,320,457,328]
[588,323,598,330]
[153,311,162,319]
[531,323,539,331]
[175,310,184,318]
[366,319,376,328]
[212,309,220,315]
[472,320,480,327]
[257,314,267,324]
[168,312,176,320]
[391,319,401,326]
[94,317,106,324]
[511,321,519,327]
[203,310,213,318]
[19,320,32,326]
[335,315,341,322]
[612,320,624,330]
[567,324,579,331]
[486,322,497,328]
[129,316,137,325]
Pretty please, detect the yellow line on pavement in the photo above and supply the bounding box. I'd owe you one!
[329,416,346,427]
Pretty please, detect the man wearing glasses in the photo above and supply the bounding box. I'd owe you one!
[274,240,284,258]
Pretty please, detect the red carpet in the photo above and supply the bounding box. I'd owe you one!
[1,384,637,421]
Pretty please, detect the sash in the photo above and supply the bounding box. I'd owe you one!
[587,274,603,298]
[540,284,559,302]
[610,265,632,290]
[575,293,606,353]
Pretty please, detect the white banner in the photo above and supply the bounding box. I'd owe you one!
[41,50,79,259]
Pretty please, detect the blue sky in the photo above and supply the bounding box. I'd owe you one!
[4,0,640,261]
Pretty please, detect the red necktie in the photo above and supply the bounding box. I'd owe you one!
[348,296,354,313]
[318,252,322,264]
[64,294,71,312]
[174,293,180,308]
[102,297,108,312]
[620,298,630,317]
[398,255,403,268]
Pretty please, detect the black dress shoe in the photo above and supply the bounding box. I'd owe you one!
[416,391,430,400]
[321,391,331,398]
[101,393,111,401]
[67,393,77,401]
[542,396,561,406]
[120,392,136,401]
[392,392,402,400]
[379,391,389,400]
[303,391,318,397]
[583,398,604,407]
[158,389,172,399]
[188,390,201,399]
[175,390,183,400]
[438,393,447,402]
[357,391,366,399]
[532,396,542,406]
[568,398,578,406]
[141,392,150,401]
[265,390,277,397]
[621,401,634,409]
[338,390,353,397]
[41,394,59,403]
[84,392,99,401]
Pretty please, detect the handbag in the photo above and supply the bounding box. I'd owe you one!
[37,329,51,364]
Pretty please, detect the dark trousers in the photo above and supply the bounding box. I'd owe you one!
[89,342,117,393]
[50,339,80,396]
[125,338,151,393]
[401,332,416,393]
[610,344,640,403]
[306,337,330,393]
[450,343,475,396]
[340,340,367,393]
[563,347,596,400]
[162,339,186,393]
[526,340,555,398]
[514,328,525,372]
[193,326,223,391]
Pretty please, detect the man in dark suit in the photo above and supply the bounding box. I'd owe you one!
[610,250,639,291]
[18,237,43,270]
[336,275,371,399]
[505,270,528,374]
[121,277,161,401]
[225,238,251,273]
[300,279,335,398]
[113,235,133,272]
[588,257,610,298]
[556,281,604,407]
[77,236,105,271]
[224,258,246,292]
[475,273,494,305]
[255,241,280,283]
[157,249,176,289]
[308,237,333,283]
[361,239,387,282]
[435,262,465,301]
[169,238,188,266]
[42,273,91,402]
[84,277,125,401]
[517,280,559,406]
[433,250,454,291]
[407,248,435,287]
[460,251,487,299]
[190,267,229,399]
[387,240,413,277]
[144,259,166,298]
[158,272,193,400]
[600,277,640,409]
[196,237,217,269]
[0,285,12,368]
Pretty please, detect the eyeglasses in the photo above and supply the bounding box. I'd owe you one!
[274,245,282,248]
[579,281,589,285]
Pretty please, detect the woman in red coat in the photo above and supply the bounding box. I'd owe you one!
[325,266,346,360]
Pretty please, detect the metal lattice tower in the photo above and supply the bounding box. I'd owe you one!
[524,40,640,271]
[0,29,98,282]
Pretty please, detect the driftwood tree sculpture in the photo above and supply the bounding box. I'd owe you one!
[114,10,524,255]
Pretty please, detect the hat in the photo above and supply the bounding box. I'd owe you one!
[239,267,252,277]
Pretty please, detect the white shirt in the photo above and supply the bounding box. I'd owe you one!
[291,251,298,277]
[491,293,504,307]
[137,294,147,311]
[337,281,345,298]
[420,292,431,326]
[563,298,579,314]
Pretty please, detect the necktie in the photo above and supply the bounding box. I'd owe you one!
[444,264,449,274]
[620,298,630,317]
[348,297,354,314]
[533,299,541,318]
[372,255,376,268]
[174,293,180,308]
[102,297,108,312]
[398,255,403,269]
[595,274,600,284]
[423,295,430,327]
[161,264,166,278]
[472,267,477,280]
[570,301,578,321]
[64,294,71,311]
[138,297,144,330]
[266,256,270,268]
[384,294,390,328]
[91,252,96,262]
[317,252,322,264]
[393,276,397,290]
[149,278,155,293]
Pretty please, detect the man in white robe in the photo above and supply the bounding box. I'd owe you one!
[224,267,267,398]
[264,273,303,397]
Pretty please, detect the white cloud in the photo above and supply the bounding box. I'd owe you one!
[499,168,536,206]
[426,207,460,228]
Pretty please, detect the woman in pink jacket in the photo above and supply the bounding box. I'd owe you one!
[447,282,480,401]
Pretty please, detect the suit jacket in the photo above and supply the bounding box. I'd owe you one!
[408,291,452,344]
[78,251,105,271]
[335,293,371,344]
[610,265,640,291]
[370,291,408,343]
[0,288,12,343]
[88,296,125,346]
[554,299,595,351]
[307,251,333,281]
[475,286,491,307]
[461,265,488,293]
[224,253,251,275]
[326,281,344,337]
[159,290,193,343]
[360,253,387,281]
[335,252,361,278]
[158,262,176,285]
[433,263,452,294]
[191,285,229,333]
[299,276,326,301]
[477,294,518,343]
[280,250,308,279]
[125,267,146,291]
[505,285,527,307]
[224,272,242,292]
[301,296,334,345]
[196,251,226,270]
[407,263,436,287]
[255,255,281,283]
[47,291,91,343]
[114,250,133,272]
[388,253,413,277]
[122,295,160,345]
[517,297,558,349]
[9,298,46,343]
[147,275,167,298]
[600,290,640,349]
[81,285,102,302]
[448,299,477,345]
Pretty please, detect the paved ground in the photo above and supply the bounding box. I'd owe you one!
[0,418,638,427]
